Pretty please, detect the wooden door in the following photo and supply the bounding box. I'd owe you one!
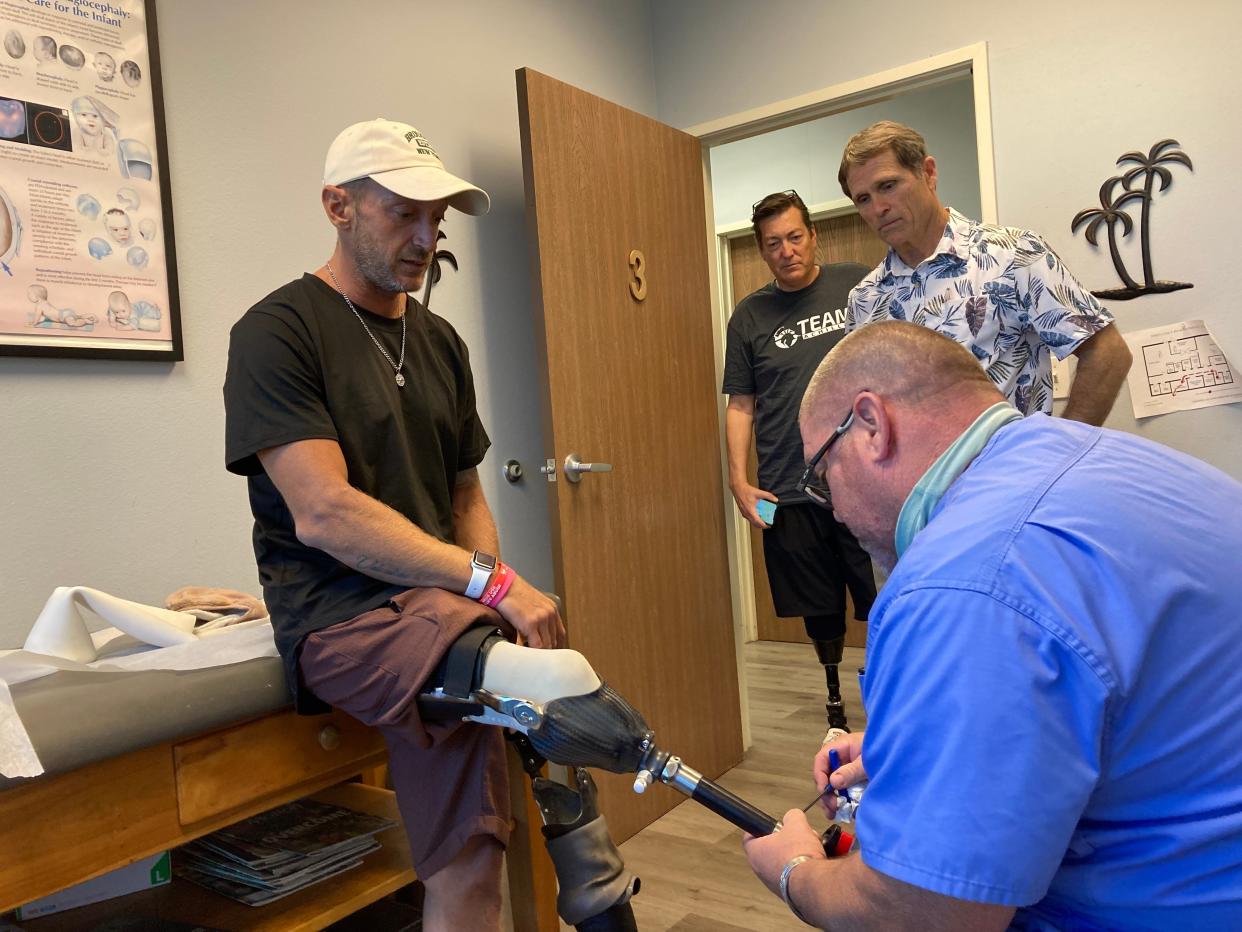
[517,69,743,843]
[727,212,888,647]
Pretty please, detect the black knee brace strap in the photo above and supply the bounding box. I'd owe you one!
[436,625,505,698]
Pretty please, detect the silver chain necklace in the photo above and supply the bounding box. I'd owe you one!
[325,262,407,388]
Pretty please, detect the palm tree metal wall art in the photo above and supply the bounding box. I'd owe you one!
[1070,139,1193,300]
[420,230,458,311]
[1071,177,1144,292]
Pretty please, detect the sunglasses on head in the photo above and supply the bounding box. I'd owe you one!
[751,188,805,213]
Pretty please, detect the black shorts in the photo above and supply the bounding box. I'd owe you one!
[762,503,876,623]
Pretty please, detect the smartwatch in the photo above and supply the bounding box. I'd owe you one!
[465,550,497,600]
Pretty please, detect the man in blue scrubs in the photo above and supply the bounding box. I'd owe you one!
[743,320,1242,930]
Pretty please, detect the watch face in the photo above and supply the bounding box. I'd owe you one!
[473,551,497,571]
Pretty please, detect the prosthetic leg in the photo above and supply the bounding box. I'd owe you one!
[812,635,850,735]
[418,626,851,930]
[419,626,641,930]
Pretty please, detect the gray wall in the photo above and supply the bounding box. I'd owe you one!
[0,0,659,646]
[711,78,980,228]
[657,0,1242,479]
[4,0,1240,647]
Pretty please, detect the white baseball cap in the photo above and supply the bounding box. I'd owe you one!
[323,118,490,215]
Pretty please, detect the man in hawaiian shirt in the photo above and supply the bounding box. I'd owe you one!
[840,121,1131,424]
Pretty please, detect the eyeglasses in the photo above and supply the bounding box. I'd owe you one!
[751,188,804,213]
[796,409,855,508]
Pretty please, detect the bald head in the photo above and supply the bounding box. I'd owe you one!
[801,321,1000,427]
[796,322,1007,573]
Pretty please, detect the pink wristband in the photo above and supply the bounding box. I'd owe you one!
[479,561,515,608]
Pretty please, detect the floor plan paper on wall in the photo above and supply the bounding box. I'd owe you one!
[1122,320,1241,419]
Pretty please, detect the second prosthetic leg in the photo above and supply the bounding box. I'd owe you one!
[812,634,850,735]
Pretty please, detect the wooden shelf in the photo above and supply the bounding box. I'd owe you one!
[20,782,416,932]
[0,706,388,914]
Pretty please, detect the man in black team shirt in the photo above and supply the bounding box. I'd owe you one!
[224,118,565,932]
[722,190,876,737]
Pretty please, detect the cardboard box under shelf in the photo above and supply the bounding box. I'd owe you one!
[15,853,171,920]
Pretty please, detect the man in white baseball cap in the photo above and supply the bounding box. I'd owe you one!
[225,119,565,931]
[322,117,490,215]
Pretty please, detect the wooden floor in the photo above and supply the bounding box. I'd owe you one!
[573,639,867,932]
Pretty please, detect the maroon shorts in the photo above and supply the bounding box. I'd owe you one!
[298,588,514,877]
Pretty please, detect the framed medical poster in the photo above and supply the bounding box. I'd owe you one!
[0,0,181,360]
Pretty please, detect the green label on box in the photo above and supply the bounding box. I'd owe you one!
[150,851,171,884]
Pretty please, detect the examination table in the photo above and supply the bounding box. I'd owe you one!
[0,657,558,930]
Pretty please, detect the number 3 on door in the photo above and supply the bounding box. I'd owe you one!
[628,249,647,302]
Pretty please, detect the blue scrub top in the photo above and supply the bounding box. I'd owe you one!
[857,414,1242,930]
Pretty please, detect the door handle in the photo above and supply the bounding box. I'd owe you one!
[564,453,613,483]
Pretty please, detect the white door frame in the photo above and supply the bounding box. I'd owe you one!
[694,43,997,745]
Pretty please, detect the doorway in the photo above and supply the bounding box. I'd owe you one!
[694,43,997,682]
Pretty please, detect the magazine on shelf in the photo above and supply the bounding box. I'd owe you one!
[180,837,380,890]
[174,798,396,906]
[189,834,298,872]
[208,798,396,859]
[174,860,366,908]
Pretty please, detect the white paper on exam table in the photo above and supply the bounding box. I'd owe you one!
[0,586,277,778]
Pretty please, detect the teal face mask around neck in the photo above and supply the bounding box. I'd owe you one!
[893,402,1022,558]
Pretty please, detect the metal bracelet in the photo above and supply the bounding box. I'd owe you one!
[779,854,816,926]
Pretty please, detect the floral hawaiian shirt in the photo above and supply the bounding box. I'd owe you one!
[846,209,1115,414]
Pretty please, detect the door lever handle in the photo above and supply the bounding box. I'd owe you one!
[564,453,613,483]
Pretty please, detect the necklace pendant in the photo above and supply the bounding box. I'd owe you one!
[395,372,406,388]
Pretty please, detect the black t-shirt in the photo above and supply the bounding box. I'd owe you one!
[721,263,868,501]
[223,273,490,706]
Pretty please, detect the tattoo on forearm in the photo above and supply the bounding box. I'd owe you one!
[354,554,407,581]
